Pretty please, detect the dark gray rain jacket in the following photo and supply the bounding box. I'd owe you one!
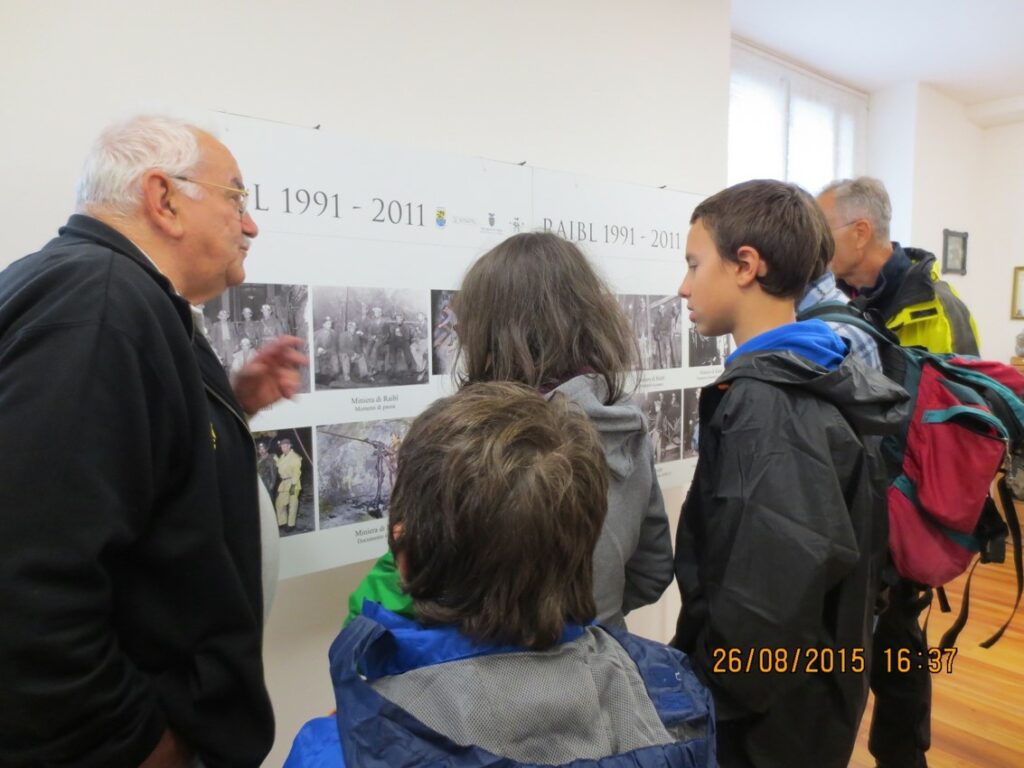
[673,349,907,768]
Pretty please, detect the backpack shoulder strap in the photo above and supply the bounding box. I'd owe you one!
[798,301,902,348]
[797,300,860,323]
[939,477,1024,648]
[980,477,1023,648]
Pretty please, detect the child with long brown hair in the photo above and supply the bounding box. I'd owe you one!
[452,232,673,626]
[347,232,673,629]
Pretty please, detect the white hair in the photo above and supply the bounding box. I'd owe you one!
[820,176,892,244]
[75,115,207,217]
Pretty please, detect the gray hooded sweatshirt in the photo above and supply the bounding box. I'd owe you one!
[547,374,674,628]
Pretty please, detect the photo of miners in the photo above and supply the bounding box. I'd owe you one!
[316,417,412,528]
[615,294,683,370]
[682,387,700,459]
[311,287,430,389]
[634,388,682,464]
[689,327,733,367]
[253,427,315,537]
[200,283,311,392]
[431,289,460,377]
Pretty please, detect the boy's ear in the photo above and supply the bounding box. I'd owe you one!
[394,551,410,583]
[390,522,410,582]
[733,245,766,287]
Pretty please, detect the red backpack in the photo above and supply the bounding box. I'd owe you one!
[800,303,1024,647]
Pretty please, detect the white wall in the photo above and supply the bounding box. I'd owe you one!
[910,86,983,264]
[866,83,1020,362]
[867,82,919,244]
[974,121,1024,361]
[1,2,732,764]
[910,86,992,354]
[0,0,730,266]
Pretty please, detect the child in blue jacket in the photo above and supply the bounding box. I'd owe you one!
[286,381,716,767]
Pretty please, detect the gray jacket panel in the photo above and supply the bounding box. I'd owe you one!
[548,375,674,627]
[371,626,674,763]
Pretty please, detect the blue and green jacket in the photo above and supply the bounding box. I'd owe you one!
[286,601,716,767]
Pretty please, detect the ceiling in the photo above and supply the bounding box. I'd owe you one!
[731,0,1024,106]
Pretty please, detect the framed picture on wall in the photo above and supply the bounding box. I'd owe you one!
[1012,267,1024,320]
[942,229,968,275]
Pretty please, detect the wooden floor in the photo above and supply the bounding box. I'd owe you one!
[848,537,1024,767]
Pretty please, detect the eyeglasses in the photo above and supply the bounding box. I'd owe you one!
[172,175,249,218]
[831,220,860,233]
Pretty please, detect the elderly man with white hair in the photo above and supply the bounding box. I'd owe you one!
[0,115,305,767]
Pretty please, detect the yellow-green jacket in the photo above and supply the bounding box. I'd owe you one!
[853,245,979,356]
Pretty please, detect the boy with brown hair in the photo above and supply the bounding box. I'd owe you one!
[673,180,906,767]
[287,382,715,767]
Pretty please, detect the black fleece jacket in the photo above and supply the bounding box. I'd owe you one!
[0,215,273,767]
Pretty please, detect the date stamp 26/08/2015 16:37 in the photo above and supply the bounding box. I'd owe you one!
[710,646,958,675]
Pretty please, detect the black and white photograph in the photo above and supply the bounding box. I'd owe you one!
[253,427,315,538]
[616,294,682,370]
[312,286,430,389]
[200,283,311,392]
[635,389,682,464]
[688,328,733,367]
[431,289,461,377]
[317,417,413,529]
[682,387,701,459]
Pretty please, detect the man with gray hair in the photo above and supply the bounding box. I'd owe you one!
[0,116,305,767]
[819,177,980,768]
[817,176,978,355]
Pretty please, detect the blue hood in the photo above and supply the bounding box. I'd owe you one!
[284,603,716,768]
[727,319,847,370]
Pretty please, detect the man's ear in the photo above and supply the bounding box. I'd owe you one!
[140,170,185,238]
[733,245,765,287]
[851,218,873,249]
